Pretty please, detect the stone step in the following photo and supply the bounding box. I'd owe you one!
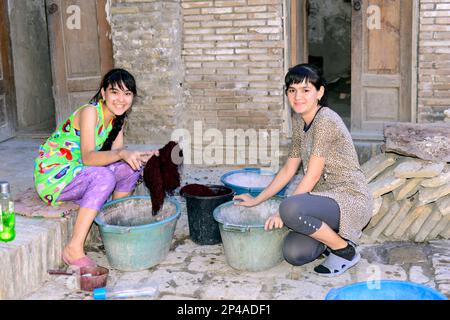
[0,215,99,299]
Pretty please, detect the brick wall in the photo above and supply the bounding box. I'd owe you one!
[108,1,450,164]
[110,0,184,144]
[109,0,288,165]
[181,0,287,166]
[418,0,450,123]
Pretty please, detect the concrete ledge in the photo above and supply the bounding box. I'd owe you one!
[0,214,100,299]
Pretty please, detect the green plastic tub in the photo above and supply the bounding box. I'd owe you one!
[213,197,288,271]
[95,196,181,271]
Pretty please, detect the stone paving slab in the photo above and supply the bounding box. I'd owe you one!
[0,137,45,196]
[429,240,450,297]
[23,238,450,300]
[21,191,450,300]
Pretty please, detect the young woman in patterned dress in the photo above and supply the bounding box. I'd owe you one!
[234,64,373,276]
[34,69,159,268]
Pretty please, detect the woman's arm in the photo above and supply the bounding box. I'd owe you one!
[234,157,302,206]
[80,106,121,166]
[292,154,324,195]
[264,154,324,230]
[79,106,152,170]
[111,128,124,150]
[255,157,302,202]
[110,128,160,168]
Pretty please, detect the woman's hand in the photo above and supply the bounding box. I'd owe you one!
[264,212,283,231]
[119,149,159,171]
[233,193,259,207]
[140,150,159,163]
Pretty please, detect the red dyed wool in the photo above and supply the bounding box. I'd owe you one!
[180,184,231,197]
[180,184,217,197]
[143,141,183,215]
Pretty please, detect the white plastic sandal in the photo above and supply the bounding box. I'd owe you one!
[314,250,360,277]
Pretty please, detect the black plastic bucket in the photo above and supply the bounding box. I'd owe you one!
[180,184,234,245]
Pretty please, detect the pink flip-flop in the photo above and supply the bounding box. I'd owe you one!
[62,253,97,268]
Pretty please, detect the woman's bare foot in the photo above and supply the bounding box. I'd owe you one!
[62,244,85,262]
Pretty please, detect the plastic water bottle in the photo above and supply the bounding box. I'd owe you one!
[93,282,159,300]
[0,181,15,242]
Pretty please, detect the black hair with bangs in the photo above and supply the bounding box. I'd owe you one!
[90,68,137,151]
[90,68,137,104]
[284,63,328,107]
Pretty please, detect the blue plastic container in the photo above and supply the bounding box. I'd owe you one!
[220,168,287,197]
[325,280,448,300]
[95,196,181,271]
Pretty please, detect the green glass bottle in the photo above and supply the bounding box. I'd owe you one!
[0,181,15,242]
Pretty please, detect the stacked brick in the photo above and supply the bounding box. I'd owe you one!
[109,0,290,162]
[181,0,287,163]
[418,0,450,123]
[181,0,285,130]
[362,153,450,242]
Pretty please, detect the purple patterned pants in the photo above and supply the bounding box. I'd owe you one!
[57,161,141,211]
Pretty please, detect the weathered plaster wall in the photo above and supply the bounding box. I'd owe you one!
[110,0,184,144]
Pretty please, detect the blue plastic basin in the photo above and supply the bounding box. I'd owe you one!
[220,168,287,197]
[325,280,448,300]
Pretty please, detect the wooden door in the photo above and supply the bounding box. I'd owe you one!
[0,0,16,142]
[351,0,413,139]
[46,0,113,125]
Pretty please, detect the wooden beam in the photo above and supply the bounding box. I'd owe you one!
[384,123,450,162]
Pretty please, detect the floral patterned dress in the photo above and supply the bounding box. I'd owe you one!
[34,100,113,206]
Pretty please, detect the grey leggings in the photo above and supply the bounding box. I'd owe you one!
[279,193,340,266]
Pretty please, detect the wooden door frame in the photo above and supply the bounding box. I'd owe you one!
[283,0,309,138]
[46,0,68,124]
[350,0,419,141]
[289,0,308,67]
[0,0,17,141]
[411,0,419,124]
[97,0,114,76]
[286,0,420,139]
[46,0,113,125]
